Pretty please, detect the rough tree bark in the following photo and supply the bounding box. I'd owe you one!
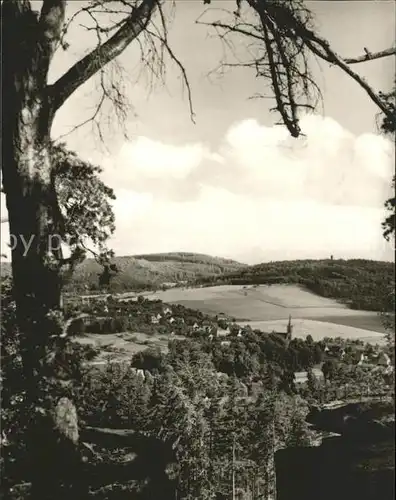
[1,3,76,497]
[2,0,64,386]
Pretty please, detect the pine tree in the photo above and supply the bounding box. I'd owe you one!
[250,387,277,500]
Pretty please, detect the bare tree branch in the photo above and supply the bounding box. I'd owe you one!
[146,1,195,122]
[198,19,264,43]
[300,29,392,118]
[52,0,195,140]
[53,85,107,143]
[259,0,392,119]
[202,0,393,138]
[344,46,396,65]
[200,0,321,137]
[49,0,159,112]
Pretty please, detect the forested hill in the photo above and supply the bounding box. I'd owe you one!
[70,253,242,291]
[196,259,395,312]
[2,255,394,312]
[0,253,243,292]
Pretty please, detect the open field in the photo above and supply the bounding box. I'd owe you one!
[143,283,351,311]
[244,319,386,344]
[133,284,387,336]
[73,284,387,347]
[310,314,388,333]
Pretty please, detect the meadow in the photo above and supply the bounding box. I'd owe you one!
[140,284,387,336]
[244,319,385,344]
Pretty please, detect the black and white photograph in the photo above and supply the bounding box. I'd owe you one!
[1,1,395,499]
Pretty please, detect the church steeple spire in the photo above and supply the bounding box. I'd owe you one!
[287,314,293,338]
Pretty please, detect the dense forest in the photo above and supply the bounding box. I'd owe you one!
[2,282,394,499]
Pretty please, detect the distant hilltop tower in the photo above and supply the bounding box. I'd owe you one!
[286,315,293,340]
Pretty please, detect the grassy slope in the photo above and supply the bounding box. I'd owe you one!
[144,284,387,335]
[196,259,395,312]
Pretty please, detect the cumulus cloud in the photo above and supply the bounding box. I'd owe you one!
[101,114,393,207]
[100,113,393,262]
[101,136,221,202]
[1,114,394,263]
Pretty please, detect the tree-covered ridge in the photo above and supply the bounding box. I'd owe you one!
[133,253,243,266]
[1,253,243,284]
[52,253,244,292]
[196,259,395,312]
[3,256,393,313]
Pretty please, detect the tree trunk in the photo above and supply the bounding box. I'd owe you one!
[2,4,82,498]
[2,0,63,393]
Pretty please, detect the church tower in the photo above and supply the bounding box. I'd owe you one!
[286,314,293,341]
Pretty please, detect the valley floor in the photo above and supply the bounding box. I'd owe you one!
[127,284,387,338]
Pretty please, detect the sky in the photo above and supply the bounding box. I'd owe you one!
[1,0,395,264]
